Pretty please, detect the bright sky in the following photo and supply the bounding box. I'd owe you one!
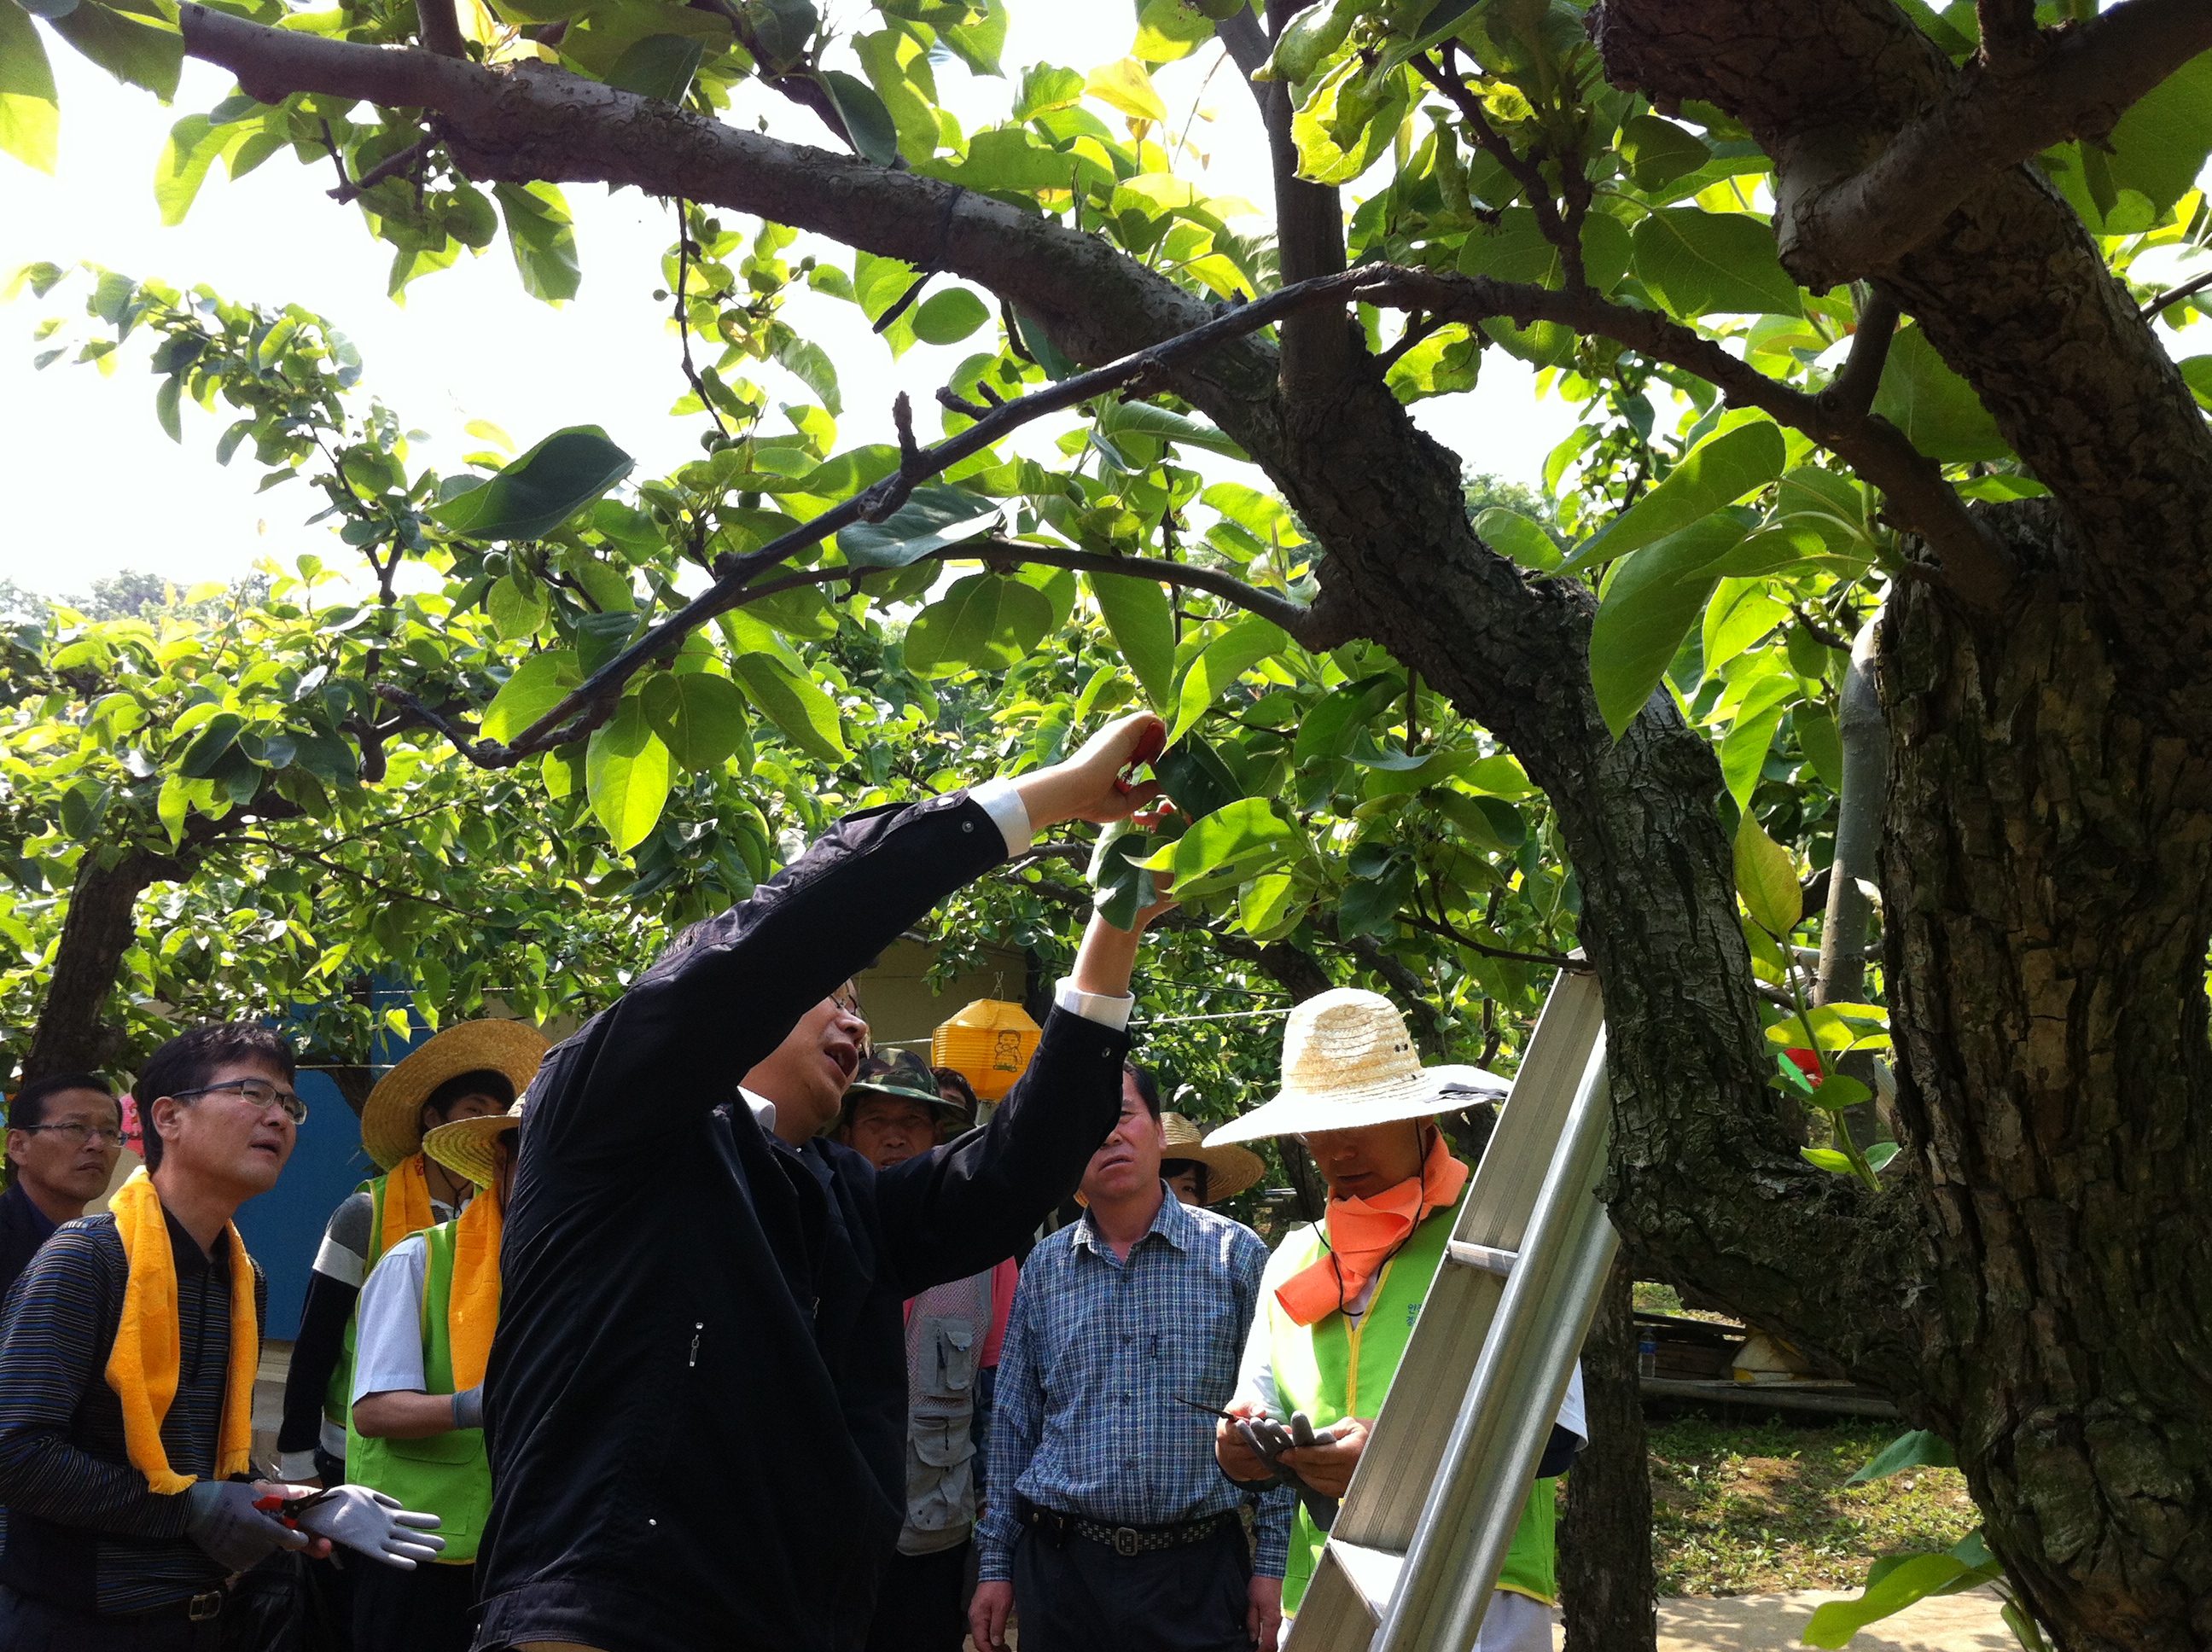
[0,9,1578,595]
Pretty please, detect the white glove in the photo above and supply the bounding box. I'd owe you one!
[292,1486,445,1570]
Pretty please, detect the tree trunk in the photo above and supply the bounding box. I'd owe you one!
[1819,614,1887,1147]
[1882,505,2212,1650]
[1559,1256,1657,1652]
[20,846,170,1085]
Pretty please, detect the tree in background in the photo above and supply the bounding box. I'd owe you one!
[8,0,2212,1643]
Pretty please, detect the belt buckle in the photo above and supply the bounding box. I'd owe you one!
[187,1591,224,1622]
[1113,1527,1142,1557]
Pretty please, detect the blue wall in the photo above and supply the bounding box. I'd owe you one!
[236,987,431,1339]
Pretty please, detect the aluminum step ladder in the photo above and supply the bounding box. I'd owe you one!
[1285,967,1615,1652]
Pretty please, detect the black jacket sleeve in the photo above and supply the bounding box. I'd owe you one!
[526,793,1010,1170]
[874,1003,1127,1296]
[277,1271,358,1455]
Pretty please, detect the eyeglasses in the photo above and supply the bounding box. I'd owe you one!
[172,1079,309,1126]
[16,1121,125,1148]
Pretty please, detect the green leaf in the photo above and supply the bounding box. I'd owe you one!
[1864,1140,1901,1173]
[493,181,581,303]
[2103,51,2212,220]
[1802,1554,1977,1649]
[1800,1146,1856,1176]
[1293,674,1398,767]
[1337,855,1415,939]
[771,332,841,416]
[177,712,244,778]
[432,426,633,541]
[1733,812,1801,939]
[585,699,672,852]
[818,67,898,166]
[1476,506,1561,571]
[487,573,549,640]
[1171,615,1287,744]
[606,32,703,102]
[1560,420,1785,577]
[1588,515,1745,738]
[1240,870,1305,939]
[1134,0,1211,61]
[1089,573,1176,711]
[1797,704,1844,791]
[1097,398,1247,460]
[0,3,59,175]
[1619,113,1709,191]
[153,114,245,226]
[1013,62,1085,119]
[1153,737,1241,822]
[49,0,181,100]
[912,286,991,346]
[1086,56,1166,122]
[1871,324,2009,463]
[1632,208,1801,319]
[482,650,582,742]
[1458,206,1632,295]
[1088,820,1154,930]
[1846,1427,1953,1485]
[728,649,849,763]
[905,573,1052,674]
[1144,797,1295,894]
[836,485,997,567]
[640,671,747,771]
[1719,674,1795,811]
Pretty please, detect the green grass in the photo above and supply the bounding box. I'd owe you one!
[1644,1414,1980,1597]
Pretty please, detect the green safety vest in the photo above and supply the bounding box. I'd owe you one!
[344,1214,491,1564]
[1265,1192,1558,1614]
[322,1171,451,1440]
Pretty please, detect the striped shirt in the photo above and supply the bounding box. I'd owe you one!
[0,1207,264,1615]
[977,1188,1294,1581]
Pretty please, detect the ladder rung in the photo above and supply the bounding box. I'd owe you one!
[1324,1539,1406,1616]
[1445,1241,1519,1277]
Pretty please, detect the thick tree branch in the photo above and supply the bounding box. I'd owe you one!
[1416,49,1587,291]
[1819,291,1899,421]
[416,0,466,61]
[1756,0,2212,288]
[1258,0,1353,399]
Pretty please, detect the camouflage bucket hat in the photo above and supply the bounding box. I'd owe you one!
[842,1047,970,1126]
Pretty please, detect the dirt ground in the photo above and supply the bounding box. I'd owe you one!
[1640,1588,2012,1650]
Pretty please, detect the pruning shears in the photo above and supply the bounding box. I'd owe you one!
[1114,721,1167,795]
[1174,1396,1342,1532]
[254,1486,339,1529]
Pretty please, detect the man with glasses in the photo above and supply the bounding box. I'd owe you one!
[0,1071,125,1307]
[0,1022,439,1646]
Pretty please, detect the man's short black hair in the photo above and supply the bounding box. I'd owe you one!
[9,1072,116,1132]
[1124,1062,1161,1121]
[422,1068,517,1128]
[135,1024,296,1172]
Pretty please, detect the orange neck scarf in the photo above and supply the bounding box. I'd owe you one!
[376,1153,437,1265]
[1275,1131,1469,1328]
[446,1185,504,1393]
[103,1169,259,1493]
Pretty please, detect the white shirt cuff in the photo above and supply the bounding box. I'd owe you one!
[969,779,1033,858]
[1054,976,1133,1032]
[276,1449,321,1483]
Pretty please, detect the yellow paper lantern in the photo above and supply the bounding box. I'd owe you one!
[930,998,1042,1102]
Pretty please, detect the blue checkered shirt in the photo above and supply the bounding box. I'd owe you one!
[977,1188,1293,1580]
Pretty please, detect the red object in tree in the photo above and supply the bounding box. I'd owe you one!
[1784,1047,1825,1085]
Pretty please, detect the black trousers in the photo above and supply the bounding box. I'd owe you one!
[351,1559,475,1652]
[0,1585,218,1652]
[863,1541,970,1652]
[1010,1521,1249,1652]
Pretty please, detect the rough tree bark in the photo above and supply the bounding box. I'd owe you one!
[20,846,173,1083]
[1559,1258,1657,1652]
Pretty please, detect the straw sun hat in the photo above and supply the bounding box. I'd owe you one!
[1159,1113,1266,1204]
[359,1020,550,1171]
[1202,988,1511,1147]
[422,1099,525,1190]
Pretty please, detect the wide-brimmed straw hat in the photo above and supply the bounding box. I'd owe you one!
[421,1099,525,1189]
[360,1021,549,1171]
[1203,989,1511,1146]
[1160,1113,1266,1203]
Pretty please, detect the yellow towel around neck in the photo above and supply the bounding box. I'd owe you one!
[447,1185,504,1392]
[103,1168,259,1494]
[378,1152,436,1264]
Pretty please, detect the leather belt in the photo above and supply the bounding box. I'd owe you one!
[1024,1504,1237,1557]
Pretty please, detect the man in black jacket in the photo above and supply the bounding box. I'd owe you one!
[474,713,1170,1652]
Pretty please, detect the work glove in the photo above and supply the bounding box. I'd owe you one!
[1235,1411,1345,1533]
[451,1386,485,1430]
[291,1486,445,1570]
[183,1480,308,1573]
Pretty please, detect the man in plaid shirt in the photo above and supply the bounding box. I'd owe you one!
[970,1063,1293,1652]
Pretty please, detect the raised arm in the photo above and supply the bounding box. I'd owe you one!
[528,713,1165,1165]
[876,873,1175,1291]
